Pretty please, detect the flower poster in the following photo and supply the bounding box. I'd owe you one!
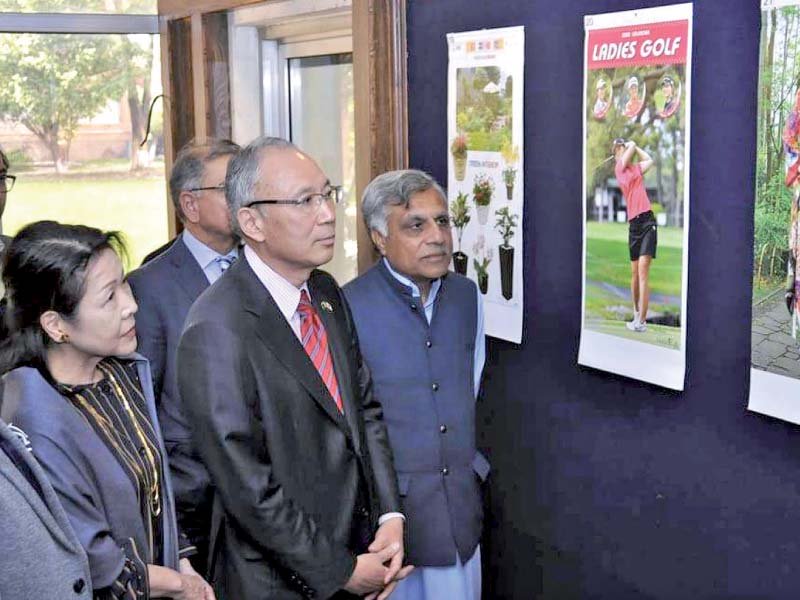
[749,0,800,424]
[577,4,692,390]
[447,26,524,343]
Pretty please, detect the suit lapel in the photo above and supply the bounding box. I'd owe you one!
[238,264,352,439]
[169,237,209,302]
[0,436,76,551]
[309,277,363,454]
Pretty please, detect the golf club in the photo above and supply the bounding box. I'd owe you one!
[592,154,615,171]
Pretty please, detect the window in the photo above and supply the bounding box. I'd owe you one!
[229,0,357,283]
[287,52,356,283]
[0,7,166,268]
[0,1,156,15]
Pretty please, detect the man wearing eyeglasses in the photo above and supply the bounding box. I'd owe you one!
[127,138,241,577]
[344,170,487,600]
[0,148,16,307]
[0,148,16,255]
[177,136,411,600]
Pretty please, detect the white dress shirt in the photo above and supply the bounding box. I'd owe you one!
[382,259,486,397]
[182,229,238,284]
[244,246,403,526]
[243,245,310,339]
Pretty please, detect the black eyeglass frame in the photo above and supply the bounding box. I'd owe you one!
[0,174,16,192]
[186,185,225,193]
[244,185,344,209]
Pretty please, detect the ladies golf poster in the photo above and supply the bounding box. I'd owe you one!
[749,0,800,424]
[578,4,692,390]
[447,26,524,344]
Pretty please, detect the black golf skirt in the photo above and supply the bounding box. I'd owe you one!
[628,210,657,261]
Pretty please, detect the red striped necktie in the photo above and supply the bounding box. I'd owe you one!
[297,290,343,413]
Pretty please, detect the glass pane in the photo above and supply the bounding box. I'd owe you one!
[0,32,168,268]
[0,0,156,14]
[288,53,356,284]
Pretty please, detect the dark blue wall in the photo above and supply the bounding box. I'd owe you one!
[406,1,800,598]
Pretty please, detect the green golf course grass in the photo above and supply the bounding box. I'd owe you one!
[584,221,683,350]
[585,283,676,321]
[585,221,683,296]
[4,174,169,269]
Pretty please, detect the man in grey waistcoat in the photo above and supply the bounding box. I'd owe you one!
[343,169,488,600]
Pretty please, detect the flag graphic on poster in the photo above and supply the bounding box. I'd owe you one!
[447,26,524,344]
[578,4,692,390]
[749,0,800,424]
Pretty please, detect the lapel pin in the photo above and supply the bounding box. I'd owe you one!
[320,300,334,313]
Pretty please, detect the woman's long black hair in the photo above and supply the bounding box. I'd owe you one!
[0,220,126,374]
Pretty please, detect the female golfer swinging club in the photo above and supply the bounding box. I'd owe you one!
[613,137,657,333]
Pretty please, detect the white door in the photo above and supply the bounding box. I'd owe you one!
[282,43,356,284]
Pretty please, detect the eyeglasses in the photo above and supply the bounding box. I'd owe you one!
[245,186,343,213]
[0,175,16,192]
[187,185,224,193]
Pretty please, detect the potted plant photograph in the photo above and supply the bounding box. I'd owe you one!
[472,234,494,294]
[494,206,519,300]
[501,141,519,200]
[450,191,471,275]
[472,173,494,226]
[451,133,468,181]
[502,166,517,200]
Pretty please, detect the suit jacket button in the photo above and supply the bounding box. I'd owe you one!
[442,467,449,476]
[432,383,439,391]
[73,579,85,593]
[439,424,447,433]
[426,340,432,348]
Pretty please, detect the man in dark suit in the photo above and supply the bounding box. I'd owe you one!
[176,137,411,599]
[127,138,240,573]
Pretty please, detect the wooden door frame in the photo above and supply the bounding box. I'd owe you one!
[158,0,408,273]
[353,0,408,272]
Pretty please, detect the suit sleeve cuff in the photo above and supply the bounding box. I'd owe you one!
[378,512,405,526]
[177,530,198,559]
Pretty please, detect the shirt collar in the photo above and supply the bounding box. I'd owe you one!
[244,245,310,321]
[382,258,441,308]
[182,229,236,270]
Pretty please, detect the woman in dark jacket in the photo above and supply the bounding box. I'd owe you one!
[0,221,214,600]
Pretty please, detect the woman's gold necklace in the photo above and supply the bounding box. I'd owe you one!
[102,365,162,517]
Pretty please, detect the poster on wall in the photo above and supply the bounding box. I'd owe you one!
[447,26,524,344]
[749,0,800,424]
[577,4,692,390]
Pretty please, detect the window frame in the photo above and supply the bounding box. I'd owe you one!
[0,12,157,34]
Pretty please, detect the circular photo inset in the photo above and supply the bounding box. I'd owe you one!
[656,75,681,119]
[592,77,612,121]
[622,76,645,119]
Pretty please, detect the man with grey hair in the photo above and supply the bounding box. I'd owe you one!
[344,169,487,600]
[127,137,240,576]
[177,136,411,599]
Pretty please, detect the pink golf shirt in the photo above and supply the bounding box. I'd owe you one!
[615,162,651,221]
